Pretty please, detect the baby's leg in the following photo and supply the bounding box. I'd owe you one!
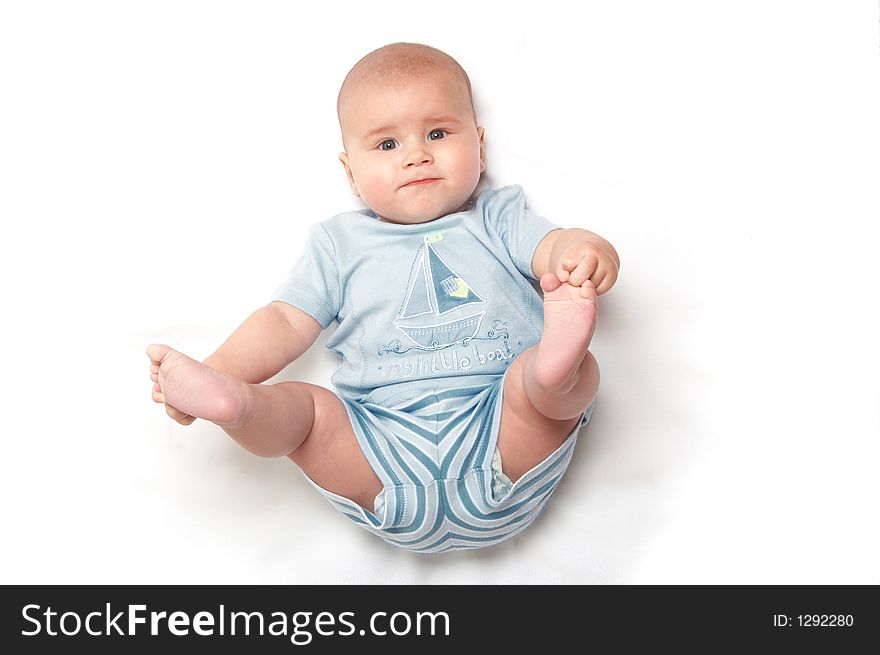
[495,275,600,483]
[147,345,383,510]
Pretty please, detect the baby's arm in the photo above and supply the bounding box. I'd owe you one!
[532,228,620,295]
[203,302,321,383]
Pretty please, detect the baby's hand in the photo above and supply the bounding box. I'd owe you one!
[554,240,618,296]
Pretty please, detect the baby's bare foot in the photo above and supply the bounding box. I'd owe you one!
[532,273,598,391]
[147,344,246,425]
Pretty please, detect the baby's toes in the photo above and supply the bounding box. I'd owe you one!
[579,281,598,301]
[166,405,195,425]
[539,272,563,293]
[146,344,171,364]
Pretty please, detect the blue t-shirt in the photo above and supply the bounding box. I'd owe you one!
[272,185,559,402]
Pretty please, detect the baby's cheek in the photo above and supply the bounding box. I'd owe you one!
[462,151,485,183]
[356,176,389,207]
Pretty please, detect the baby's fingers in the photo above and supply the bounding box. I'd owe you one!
[592,264,618,295]
[568,253,599,286]
[555,241,587,281]
[555,256,573,282]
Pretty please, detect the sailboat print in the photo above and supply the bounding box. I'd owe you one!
[394,236,486,350]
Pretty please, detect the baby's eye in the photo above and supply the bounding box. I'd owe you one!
[428,129,446,141]
[379,139,398,151]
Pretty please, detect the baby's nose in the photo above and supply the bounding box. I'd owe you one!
[404,145,433,167]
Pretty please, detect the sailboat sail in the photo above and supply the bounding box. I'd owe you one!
[398,249,433,319]
[427,246,484,314]
[394,241,486,349]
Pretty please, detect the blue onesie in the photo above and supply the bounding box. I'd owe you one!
[273,185,591,553]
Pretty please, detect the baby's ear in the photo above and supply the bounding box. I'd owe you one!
[477,127,486,173]
[338,152,360,198]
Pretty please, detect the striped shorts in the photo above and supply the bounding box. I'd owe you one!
[301,374,592,554]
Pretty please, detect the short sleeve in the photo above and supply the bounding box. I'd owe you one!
[271,224,341,329]
[480,185,560,279]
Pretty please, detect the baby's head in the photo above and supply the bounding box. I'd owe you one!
[337,43,485,225]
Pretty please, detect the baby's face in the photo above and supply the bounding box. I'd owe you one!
[339,68,485,224]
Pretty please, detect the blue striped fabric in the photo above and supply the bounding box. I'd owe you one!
[300,374,592,553]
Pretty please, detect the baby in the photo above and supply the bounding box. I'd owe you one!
[147,43,619,554]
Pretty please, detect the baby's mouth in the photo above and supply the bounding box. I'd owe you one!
[400,178,441,188]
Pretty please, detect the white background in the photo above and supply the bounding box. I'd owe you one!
[1,0,878,583]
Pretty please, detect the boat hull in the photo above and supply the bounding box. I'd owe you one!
[395,312,485,350]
